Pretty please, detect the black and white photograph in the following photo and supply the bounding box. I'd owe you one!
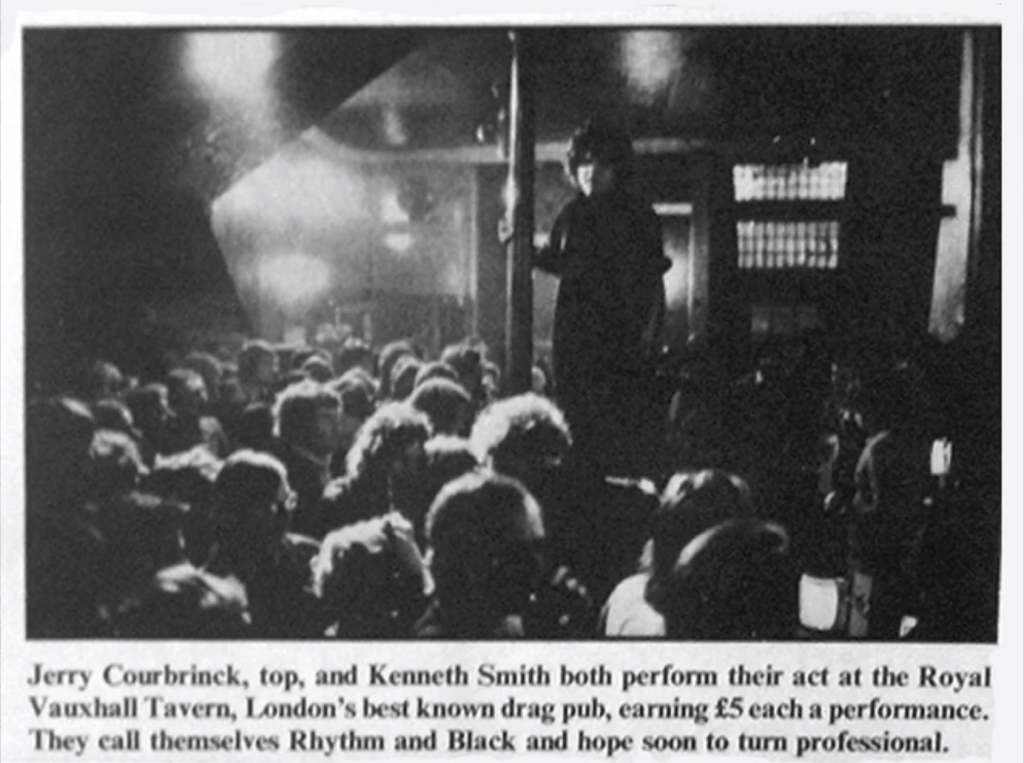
[3,9,1022,761]
[10,21,1006,644]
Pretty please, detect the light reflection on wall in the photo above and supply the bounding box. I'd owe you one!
[929,31,978,342]
[381,188,410,224]
[655,203,694,350]
[384,232,414,253]
[257,252,332,307]
[213,149,368,252]
[212,138,478,341]
[211,144,372,334]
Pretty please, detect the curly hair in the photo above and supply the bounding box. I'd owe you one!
[212,450,290,530]
[344,401,432,482]
[469,393,572,478]
[565,120,634,183]
[425,471,544,610]
[409,378,473,436]
[272,379,341,448]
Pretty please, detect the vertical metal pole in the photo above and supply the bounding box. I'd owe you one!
[505,29,535,394]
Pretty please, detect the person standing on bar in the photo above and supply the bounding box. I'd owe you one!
[504,120,671,474]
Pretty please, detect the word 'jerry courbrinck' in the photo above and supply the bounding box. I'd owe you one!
[27,663,246,690]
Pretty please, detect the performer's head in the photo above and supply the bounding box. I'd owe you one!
[566,120,634,197]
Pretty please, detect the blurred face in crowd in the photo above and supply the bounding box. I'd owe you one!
[852,472,877,518]
[501,433,567,494]
[310,403,342,457]
[138,390,172,436]
[171,375,208,418]
[481,372,500,402]
[338,411,364,448]
[271,480,298,536]
[459,365,484,399]
[249,473,296,544]
[489,502,546,614]
[390,441,427,511]
[453,405,475,439]
[256,353,279,386]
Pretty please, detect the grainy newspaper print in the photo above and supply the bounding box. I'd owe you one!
[1,6,1021,762]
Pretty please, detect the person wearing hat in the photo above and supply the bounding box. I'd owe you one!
[504,120,671,474]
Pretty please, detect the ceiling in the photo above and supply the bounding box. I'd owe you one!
[20,23,978,384]
[23,25,962,218]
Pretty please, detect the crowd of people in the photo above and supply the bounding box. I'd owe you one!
[24,326,998,641]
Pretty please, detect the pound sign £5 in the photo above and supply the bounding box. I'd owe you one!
[715,697,744,720]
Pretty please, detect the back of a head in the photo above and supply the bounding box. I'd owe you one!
[84,360,126,402]
[345,401,432,481]
[648,470,754,581]
[165,368,207,414]
[213,450,288,531]
[425,471,544,616]
[424,436,480,485]
[441,342,487,400]
[312,515,428,637]
[101,490,188,594]
[182,352,223,401]
[301,355,335,384]
[389,356,424,402]
[237,340,277,386]
[272,370,311,398]
[655,519,797,641]
[147,445,223,504]
[273,379,341,451]
[89,429,149,499]
[237,403,275,450]
[378,340,415,399]
[414,361,459,390]
[335,339,375,378]
[531,365,548,395]
[409,378,473,436]
[125,384,171,434]
[481,360,501,395]
[440,343,483,379]
[405,435,480,543]
[330,370,377,422]
[470,393,572,485]
[92,399,136,435]
[290,347,324,371]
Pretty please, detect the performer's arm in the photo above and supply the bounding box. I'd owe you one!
[499,207,570,276]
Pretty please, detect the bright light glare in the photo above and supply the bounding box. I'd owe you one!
[185,32,279,105]
[258,253,332,306]
[799,574,841,631]
[619,31,684,104]
[381,189,409,224]
[279,157,365,223]
[662,259,687,312]
[232,154,366,229]
[384,232,414,253]
[383,108,408,146]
